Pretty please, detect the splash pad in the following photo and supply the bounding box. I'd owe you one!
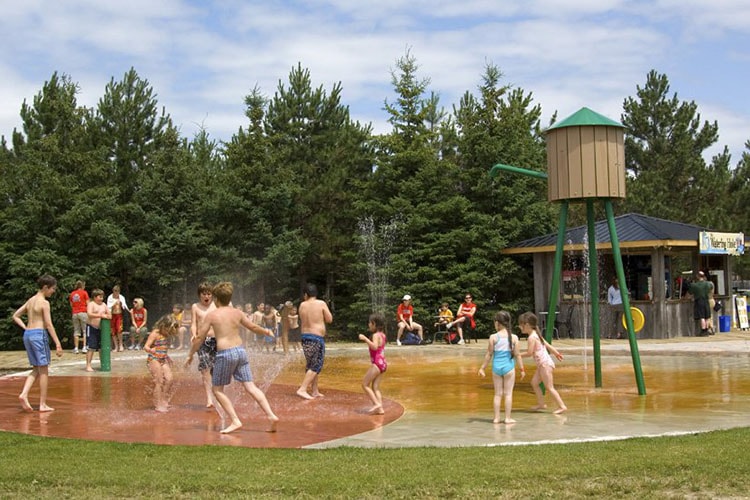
[0,349,403,448]
[2,338,750,448]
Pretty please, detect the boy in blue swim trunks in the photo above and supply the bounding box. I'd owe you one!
[189,281,279,434]
[296,283,333,400]
[12,274,64,412]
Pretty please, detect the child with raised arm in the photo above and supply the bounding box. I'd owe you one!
[13,275,64,412]
[478,310,525,424]
[187,282,279,434]
[358,312,388,415]
[144,314,179,412]
[518,312,567,415]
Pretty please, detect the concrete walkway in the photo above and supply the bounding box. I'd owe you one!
[2,332,749,448]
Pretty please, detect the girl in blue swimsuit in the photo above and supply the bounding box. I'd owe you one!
[478,310,525,424]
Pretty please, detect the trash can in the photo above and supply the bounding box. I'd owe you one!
[719,315,731,333]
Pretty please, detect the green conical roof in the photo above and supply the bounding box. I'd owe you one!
[546,107,624,132]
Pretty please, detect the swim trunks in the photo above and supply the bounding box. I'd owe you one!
[197,336,217,371]
[301,334,325,373]
[86,324,102,351]
[212,346,253,386]
[23,329,51,366]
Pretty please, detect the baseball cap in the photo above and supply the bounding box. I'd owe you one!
[402,294,412,301]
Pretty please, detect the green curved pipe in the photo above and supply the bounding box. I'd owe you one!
[490,163,548,179]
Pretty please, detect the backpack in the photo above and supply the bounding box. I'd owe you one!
[402,331,422,345]
[444,331,460,344]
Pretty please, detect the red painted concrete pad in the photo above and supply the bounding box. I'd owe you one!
[0,375,403,448]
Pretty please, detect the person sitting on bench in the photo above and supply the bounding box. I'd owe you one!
[446,294,476,345]
[396,295,424,346]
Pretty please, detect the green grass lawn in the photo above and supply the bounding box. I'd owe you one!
[1,428,748,498]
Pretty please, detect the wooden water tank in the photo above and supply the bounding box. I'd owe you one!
[546,107,626,202]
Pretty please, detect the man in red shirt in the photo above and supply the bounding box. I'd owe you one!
[69,280,89,353]
[396,295,423,346]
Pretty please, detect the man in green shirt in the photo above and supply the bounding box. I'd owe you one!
[688,271,714,337]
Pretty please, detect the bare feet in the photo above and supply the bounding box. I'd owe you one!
[368,405,384,415]
[492,418,502,424]
[220,420,243,434]
[205,402,214,408]
[504,418,517,424]
[296,389,314,400]
[155,406,168,413]
[85,366,94,372]
[553,407,568,415]
[530,404,547,411]
[312,392,325,398]
[266,415,279,432]
[18,395,33,412]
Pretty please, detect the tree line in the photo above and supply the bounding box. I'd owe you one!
[1,50,748,349]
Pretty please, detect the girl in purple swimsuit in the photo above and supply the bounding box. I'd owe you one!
[358,312,388,415]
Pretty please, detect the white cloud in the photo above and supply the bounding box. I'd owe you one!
[0,0,747,161]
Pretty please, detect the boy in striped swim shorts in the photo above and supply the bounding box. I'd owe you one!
[189,281,279,434]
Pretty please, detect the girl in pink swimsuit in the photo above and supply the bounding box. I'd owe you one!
[358,312,388,415]
[519,312,567,415]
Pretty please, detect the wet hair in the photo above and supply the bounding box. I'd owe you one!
[197,282,212,295]
[212,282,233,306]
[92,289,104,299]
[37,274,57,289]
[305,283,318,298]
[518,312,539,338]
[154,314,179,337]
[494,310,513,359]
[172,304,183,312]
[369,312,386,331]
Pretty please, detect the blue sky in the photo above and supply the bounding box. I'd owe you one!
[2,0,749,162]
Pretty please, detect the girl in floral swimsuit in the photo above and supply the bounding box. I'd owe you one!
[144,315,179,412]
[519,312,567,415]
[358,312,388,415]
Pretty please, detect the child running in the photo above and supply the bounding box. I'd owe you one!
[13,275,64,411]
[188,281,279,434]
[144,314,179,412]
[358,312,388,415]
[518,312,567,415]
[478,310,525,424]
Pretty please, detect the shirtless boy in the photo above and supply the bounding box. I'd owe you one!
[188,281,279,434]
[13,275,64,412]
[296,283,333,400]
[188,282,218,407]
[85,289,111,372]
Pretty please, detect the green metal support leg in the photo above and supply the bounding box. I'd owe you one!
[605,200,646,395]
[545,202,569,343]
[587,200,602,388]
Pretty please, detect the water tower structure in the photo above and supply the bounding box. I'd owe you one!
[491,107,646,395]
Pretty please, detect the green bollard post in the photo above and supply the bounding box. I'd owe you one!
[100,318,111,372]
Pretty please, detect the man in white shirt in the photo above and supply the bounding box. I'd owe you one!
[607,278,624,339]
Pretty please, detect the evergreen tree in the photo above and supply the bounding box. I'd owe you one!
[452,64,554,322]
[0,73,97,347]
[621,70,731,226]
[262,64,373,308]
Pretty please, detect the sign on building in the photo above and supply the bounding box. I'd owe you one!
[699,231,745,256]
